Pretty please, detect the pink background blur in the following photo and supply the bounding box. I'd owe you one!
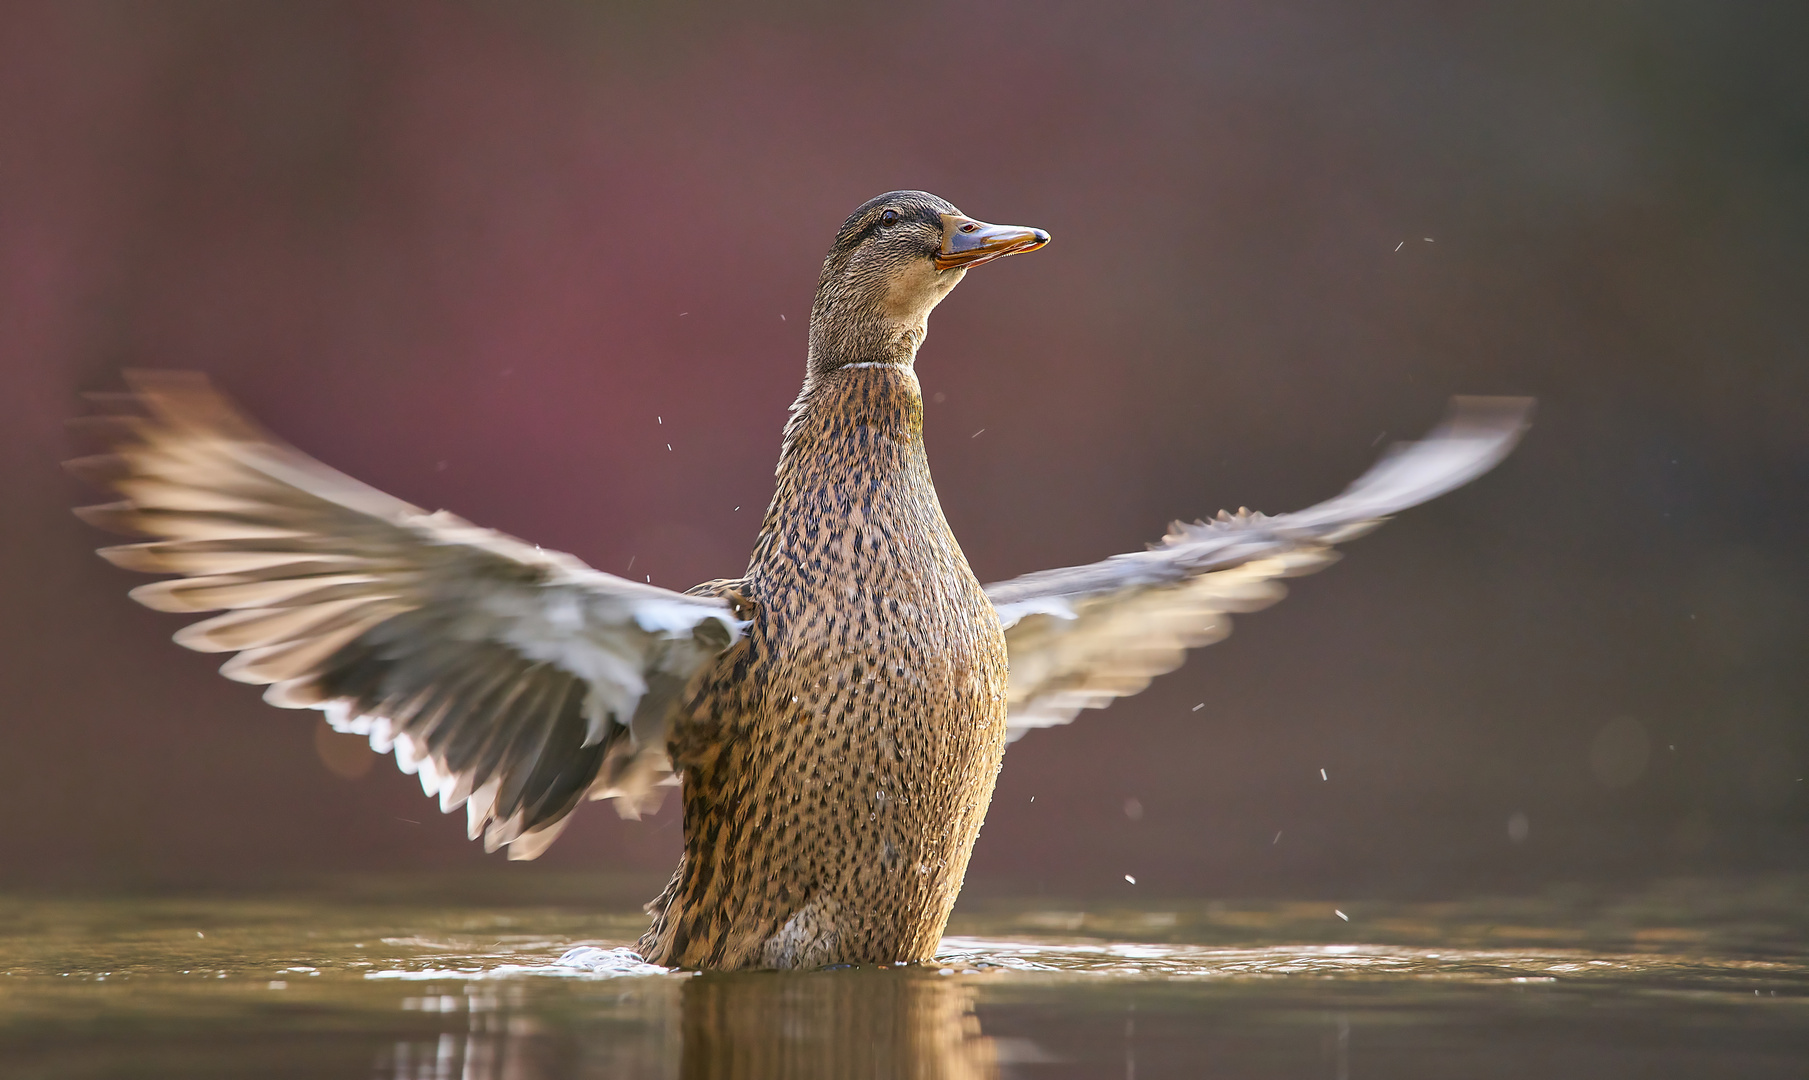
[2,1,1804,897]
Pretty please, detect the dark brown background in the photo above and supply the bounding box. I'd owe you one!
[3,1,1804,898]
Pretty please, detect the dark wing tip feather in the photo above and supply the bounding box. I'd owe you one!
[72,501,150,537]
[64,415,149,450]
[63,453,133,487]
[120,369,272,442]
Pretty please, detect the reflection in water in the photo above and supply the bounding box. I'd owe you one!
[680,969,995,1080]
[4,883,1808,1078]
[371,967,996,1080]
[370,976,687,1080]
[383,1030,534,1080]
[370,969,991,1078]
[360,936,1809,1080]
[378,987,550,1080]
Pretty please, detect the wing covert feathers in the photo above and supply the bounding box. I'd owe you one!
[987,396,1531,738]
[71,372,743,858]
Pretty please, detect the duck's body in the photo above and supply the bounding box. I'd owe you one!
[72,191,1531,971]
[647,363,1007,968]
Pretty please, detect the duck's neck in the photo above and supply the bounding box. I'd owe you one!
[787,360,923,441]
[750,363,929,569]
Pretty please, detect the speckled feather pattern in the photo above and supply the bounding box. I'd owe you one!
[641,363,1009,969]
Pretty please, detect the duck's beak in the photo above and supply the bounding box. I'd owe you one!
[936,214,1051,271]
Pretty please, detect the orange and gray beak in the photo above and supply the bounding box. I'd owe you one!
[936,214,1051,271]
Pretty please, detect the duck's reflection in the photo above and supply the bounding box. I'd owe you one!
[680,968,997,1079]
[375,968,1000,1080]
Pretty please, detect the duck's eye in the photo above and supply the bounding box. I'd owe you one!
[880,209,900,225]
[959,222,979,233]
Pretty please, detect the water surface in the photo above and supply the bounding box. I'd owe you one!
[4,877,1805,1078]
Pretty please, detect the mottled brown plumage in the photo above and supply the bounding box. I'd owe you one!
[71,190,1531,972]
[647,366,1008,969]
[638,193,1030,967]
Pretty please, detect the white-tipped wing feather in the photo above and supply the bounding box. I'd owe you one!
[986,397,1532,739]
[71,372,743,859]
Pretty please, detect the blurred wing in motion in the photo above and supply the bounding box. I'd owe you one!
[69,372,743,859]
[986,396,1532,740]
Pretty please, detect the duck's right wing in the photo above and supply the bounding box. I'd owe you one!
[70,372,744,859]
[985,397,1532,741]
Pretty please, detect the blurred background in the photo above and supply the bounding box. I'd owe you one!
[2,0,1804,901]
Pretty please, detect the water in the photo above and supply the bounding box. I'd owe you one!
[3,876,1806,1078]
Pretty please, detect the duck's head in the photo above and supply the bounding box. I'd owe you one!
[808,190,1049,374]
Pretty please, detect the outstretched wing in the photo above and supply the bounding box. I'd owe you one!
[70,372,743,859]
[986,397,1532,740]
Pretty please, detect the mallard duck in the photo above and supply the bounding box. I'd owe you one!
[70,191,1529,970]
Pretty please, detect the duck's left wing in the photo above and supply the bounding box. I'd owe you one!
[984,397,1532,740]
[69,372,744,859]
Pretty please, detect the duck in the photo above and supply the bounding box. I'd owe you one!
[70,190,1530,970]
